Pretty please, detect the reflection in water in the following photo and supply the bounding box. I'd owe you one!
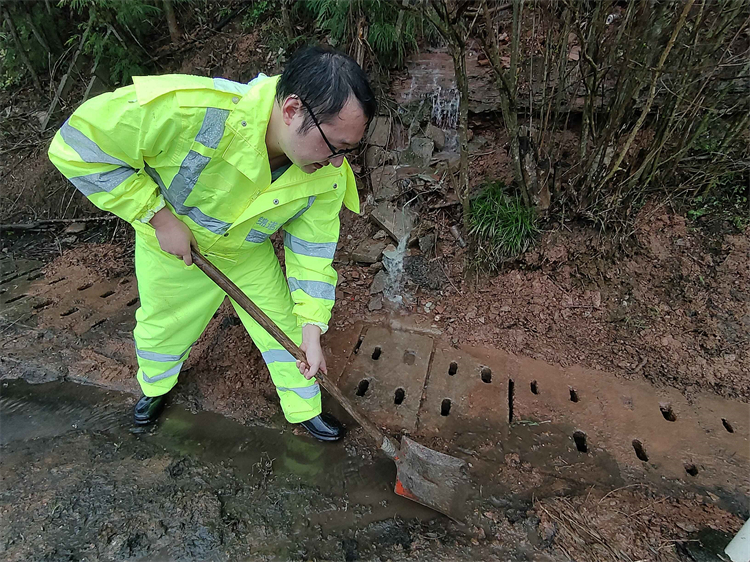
[0,380,435,523]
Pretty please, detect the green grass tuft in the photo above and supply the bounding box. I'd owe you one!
[468,182,538,270]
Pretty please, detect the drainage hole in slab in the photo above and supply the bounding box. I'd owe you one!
[481,367,492,383]
[32,300,53,310]
[126,298,139,307]
[448,361,458,376]
[100,290,115,299]
[530,380,539,395]
[573,430,588,453]
[403,350,416,365]
[5,294,26,304]
[77,283,93,291]
[27,272,44,281]
[508,378,515,424]
[569,387,579,402]
[441,399,451,416]
[394,388,405,405]
[659,403,677,422]
[60,307,79,317]
[356,380,369,397]
[353,335,364,355]
[371,346,381,360]
[90,319,107,329]
[684,463,698,477]
[632,439,649,462]
[722,418,734,433]
[48,277,66,285]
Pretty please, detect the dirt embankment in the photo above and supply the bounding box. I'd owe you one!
[332,202,749,403]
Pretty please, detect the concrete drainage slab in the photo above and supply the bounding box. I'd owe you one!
[336,326,433,433]
[417,344,511,436]
[335,329,749,499]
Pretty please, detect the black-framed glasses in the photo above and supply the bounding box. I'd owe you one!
[297,96,361,158]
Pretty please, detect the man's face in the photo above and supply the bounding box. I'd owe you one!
[281,96,367,174]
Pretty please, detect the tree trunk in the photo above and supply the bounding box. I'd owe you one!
[2,3,42,93]
[23,8,49,53]
[162,0,181,44]
[448,40,471,225]
[280,0,293,41]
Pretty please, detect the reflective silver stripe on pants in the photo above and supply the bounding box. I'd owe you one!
[288,277,336,301]
[245,229,270,243]
[141,362,183,383]
[144,163,232,236]
[136,345,191,362]
[69,167,136,196]
[212,77,251,95]
[285,196,316,225]
[276,383,321,400]
[60,119,130,167]
[195,107,230,149]
[283,232,336,260]
[261,349,296,364]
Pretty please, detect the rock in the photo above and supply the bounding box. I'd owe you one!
[401,137,434,167]
[367,116,392,147]
[369,261,384,272]
[467,134,489,153]
[369,270,388,294]
[370,165,400,202]
[370,201,415,243]
[351,238,387,264]
[64,222,86,234]
[368,295,383,311]
[365,146,395,168]
[373,229,388,240]
[425,124,446,151]
[432,151,460,173]
[418,233,436,254]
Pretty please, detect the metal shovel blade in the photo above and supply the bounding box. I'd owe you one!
[394,437,472,521]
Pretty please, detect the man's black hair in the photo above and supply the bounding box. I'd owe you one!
[276,45,377,134]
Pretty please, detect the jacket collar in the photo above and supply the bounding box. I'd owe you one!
[222,75,279,187]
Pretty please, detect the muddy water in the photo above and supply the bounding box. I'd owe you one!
[2,380,477,562]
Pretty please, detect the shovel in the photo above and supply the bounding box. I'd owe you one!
[191,249,472,521]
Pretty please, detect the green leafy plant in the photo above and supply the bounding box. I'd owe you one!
[468,182,539,270]
[300,0,429,68]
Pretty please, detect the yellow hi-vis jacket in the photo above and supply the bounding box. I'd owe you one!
[48,74,360,331]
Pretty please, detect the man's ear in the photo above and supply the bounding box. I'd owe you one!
[281,96,302,127]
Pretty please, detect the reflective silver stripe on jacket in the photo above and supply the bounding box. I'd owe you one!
[70,168,136,196]
[195,107,230,149]
[245,229,270,243]
[60,120,130,167]
[288,277,336,301]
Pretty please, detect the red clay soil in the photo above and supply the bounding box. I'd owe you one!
[333,202,749,403]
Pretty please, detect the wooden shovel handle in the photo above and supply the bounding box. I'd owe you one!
[191,249,399,458]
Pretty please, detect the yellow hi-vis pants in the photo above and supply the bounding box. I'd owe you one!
[132,230,321,424]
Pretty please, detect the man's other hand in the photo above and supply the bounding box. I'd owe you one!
[150,207,197,266]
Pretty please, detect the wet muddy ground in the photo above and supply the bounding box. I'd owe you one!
[1,213,748,561]
[1,380,497,562]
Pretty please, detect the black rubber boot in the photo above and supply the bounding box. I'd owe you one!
[299,413,344,442]
[133,394,167,426]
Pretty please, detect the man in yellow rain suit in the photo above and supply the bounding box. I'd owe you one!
[48,46,375,441]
